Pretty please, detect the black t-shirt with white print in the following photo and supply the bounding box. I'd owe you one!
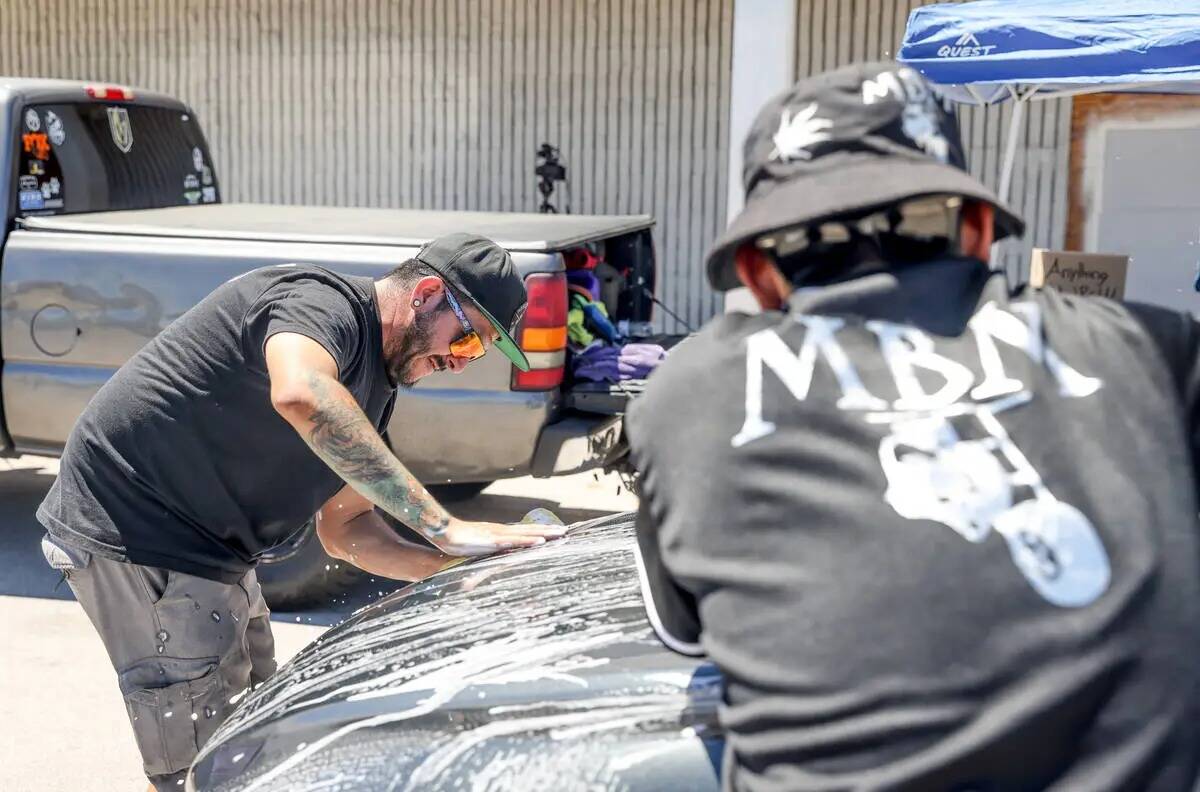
[38,264,396,583]
[626,257,1200,792]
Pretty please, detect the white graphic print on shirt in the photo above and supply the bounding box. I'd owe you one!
[732,301,1111,608]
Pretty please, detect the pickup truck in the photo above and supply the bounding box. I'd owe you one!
[0,78,661,606]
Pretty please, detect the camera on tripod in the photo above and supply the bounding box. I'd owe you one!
[535,143,568,214]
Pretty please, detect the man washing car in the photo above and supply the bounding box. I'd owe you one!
[37,233,564,790]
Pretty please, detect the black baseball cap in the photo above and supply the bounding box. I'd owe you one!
[707,60,1025,291]
[413,232,530,371]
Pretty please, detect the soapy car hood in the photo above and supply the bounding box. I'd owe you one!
[188,513,723,791]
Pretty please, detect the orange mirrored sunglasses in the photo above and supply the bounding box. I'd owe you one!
[443,288,487,361]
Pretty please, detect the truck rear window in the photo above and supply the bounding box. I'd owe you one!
[15,102,219,216]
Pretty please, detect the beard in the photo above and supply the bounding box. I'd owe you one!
[383,307,441,388]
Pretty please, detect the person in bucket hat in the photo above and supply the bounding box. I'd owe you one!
[703,60,1022,293]
[626,62,1200,790]
[37,232,563,789]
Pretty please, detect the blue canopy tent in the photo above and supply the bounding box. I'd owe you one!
[898,0,1200,203]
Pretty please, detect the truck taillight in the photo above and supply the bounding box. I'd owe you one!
[85,84,134,101]
[512,272,567,391]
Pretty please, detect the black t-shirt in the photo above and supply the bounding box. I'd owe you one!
[38,264,396,583]
[627,258,1200,791]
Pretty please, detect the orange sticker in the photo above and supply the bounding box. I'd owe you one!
[22,132,50,160]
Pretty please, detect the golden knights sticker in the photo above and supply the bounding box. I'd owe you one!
[107,106,133,153]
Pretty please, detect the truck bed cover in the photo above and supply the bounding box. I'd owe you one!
[17,204,655,252]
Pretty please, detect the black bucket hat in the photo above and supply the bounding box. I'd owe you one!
[413,232,530,371]
[707,60,1025,291]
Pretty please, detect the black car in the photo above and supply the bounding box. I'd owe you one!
[188,514,724,791]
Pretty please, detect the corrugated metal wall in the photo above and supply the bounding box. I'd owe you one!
[0,0,732,332]
[794,0,1072,280]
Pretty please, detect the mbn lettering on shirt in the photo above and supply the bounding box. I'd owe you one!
[732,301,1101,448]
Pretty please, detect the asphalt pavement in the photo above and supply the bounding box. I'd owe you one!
[0,454,636,791]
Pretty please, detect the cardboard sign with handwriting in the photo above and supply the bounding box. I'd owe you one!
[1030,249,1129,300]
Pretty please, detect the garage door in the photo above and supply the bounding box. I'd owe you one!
[1089,119,1200,315]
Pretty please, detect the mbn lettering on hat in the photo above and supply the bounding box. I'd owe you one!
[707,60,1025,292]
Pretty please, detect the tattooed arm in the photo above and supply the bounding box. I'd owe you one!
[315,484,461,580]
[265,332,565,557]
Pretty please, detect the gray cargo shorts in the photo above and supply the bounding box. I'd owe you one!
[41,533,276,791]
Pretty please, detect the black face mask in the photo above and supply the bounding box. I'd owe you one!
[770,201,964,291]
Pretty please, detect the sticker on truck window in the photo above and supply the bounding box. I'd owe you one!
[19,190,44,211]
[23,132,50,160]
[17,118,66,216]
[107,106,133,153]
[46,111,65,146]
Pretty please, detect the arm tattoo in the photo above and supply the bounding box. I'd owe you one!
[304,372,450,538]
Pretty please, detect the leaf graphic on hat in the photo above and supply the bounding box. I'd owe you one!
[770,102,834,163]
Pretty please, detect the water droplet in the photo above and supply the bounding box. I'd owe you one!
[156,644,165,654]
[190,712,199,721]
[157,630,170,642]
[211,611,221,622]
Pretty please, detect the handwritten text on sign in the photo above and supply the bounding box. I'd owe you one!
[1030,249,1129,300]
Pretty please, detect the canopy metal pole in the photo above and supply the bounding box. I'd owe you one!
[997,87,1034,203]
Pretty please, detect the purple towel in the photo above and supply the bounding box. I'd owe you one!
[574,343,666,382]
[618,343,666,378]
[566,269,601,301]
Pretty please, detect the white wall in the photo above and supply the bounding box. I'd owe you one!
[723,0,796,314]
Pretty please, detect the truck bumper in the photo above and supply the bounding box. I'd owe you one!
[384,387,621,483]
[529,414,623,478]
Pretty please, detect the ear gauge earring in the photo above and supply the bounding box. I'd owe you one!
[413,299,422,307]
